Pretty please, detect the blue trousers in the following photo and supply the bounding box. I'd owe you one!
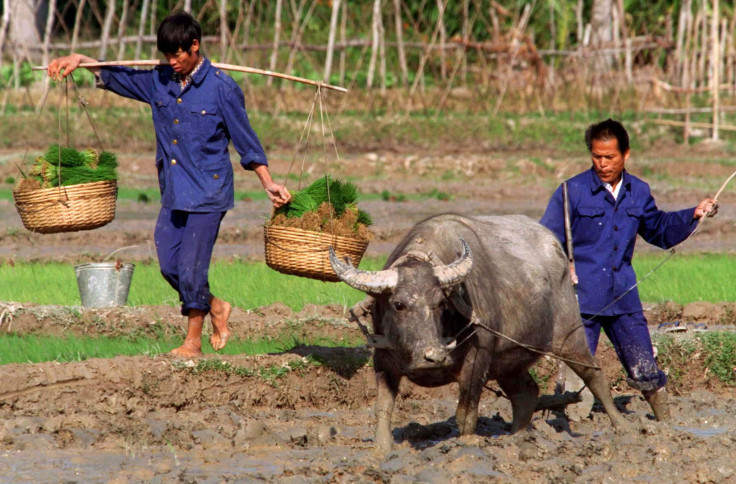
[582,311,667,392]
[154,207,225,316]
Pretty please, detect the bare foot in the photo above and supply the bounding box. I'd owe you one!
[169,340,203,357]
[209,298,232,351]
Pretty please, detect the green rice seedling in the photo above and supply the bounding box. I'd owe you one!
[339,180,358,205]
[43,144,86,167]
[96,150,118,169]
[357,209,373,226]
[44,163,118,187]
[278,190,319,218]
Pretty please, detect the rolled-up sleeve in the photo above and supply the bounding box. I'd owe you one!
[218,84,267,170]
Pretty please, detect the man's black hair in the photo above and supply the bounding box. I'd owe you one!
[585,118,630,154]
[157,10,201,54]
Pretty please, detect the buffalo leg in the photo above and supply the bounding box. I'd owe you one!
[566,357,629,430]
[374,369,400,452]
[455,348,487,434]
[498,371,539,433]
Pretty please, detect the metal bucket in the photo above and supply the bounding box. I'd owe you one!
[74,262,135,307]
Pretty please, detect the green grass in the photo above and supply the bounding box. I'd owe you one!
[0,253,733,309]
[653,332,736,386]
[634,252,736,304]
[0,258,385,310]
[0,331,362,366]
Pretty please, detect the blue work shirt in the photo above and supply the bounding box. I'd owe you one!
[540,168,697,316]
[98,58,267,212]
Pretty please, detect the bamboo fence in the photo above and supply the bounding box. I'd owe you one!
[0,0,734,136]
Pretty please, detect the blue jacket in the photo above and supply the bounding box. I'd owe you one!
[99,58,267,212]
[540,168,697,316]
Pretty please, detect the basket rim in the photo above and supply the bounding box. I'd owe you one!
[13,179,116,195]
[264,223,370,243]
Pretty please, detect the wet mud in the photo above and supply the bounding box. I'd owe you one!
[1,304,736,482]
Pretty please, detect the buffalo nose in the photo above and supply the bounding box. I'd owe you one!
[423,347,447,364]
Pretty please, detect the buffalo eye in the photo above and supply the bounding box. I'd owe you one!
[393,300,406,311]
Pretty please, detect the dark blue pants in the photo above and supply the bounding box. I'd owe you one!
[582,311,667,392]
[154,207,225,316]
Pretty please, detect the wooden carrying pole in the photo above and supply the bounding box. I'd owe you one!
[33,60,348,93]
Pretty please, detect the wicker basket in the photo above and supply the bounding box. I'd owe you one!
[264,225,369,282]
[13,180,117,234]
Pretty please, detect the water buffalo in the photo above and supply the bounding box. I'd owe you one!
[329,213,627,451]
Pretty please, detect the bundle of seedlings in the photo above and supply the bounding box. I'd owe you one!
[12,144,119,233]
[269,176,373,240]
[15,144,118,191]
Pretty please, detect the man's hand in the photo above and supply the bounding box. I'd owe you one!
[694,197,718,219]
[47,54,100,81]
[266,183,291,208]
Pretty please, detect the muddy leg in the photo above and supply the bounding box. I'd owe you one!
[209,295,232,351]
[374,368,400,453]
[455,348,486,435]
[567,360,629,430]
[170,309,205,357]
[498,371,539,433]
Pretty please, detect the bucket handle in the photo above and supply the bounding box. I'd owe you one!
[103,245,140,262]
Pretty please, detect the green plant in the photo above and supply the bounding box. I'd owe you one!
[700,333,736,385]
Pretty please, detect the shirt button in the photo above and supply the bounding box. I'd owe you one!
[614,246,618,251]
[173,139,178,145]
[174,119,179,124]
[213,174,219,180]
[614,225,618,231]
[177,98,182,104]
[171,159,177,165]
[201,110,206,115]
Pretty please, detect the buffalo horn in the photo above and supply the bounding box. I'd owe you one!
[329,247,398,294]
[432,238,473,289]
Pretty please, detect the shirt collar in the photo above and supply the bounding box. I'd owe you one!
[172,57,209,90]
[588,167,629,197]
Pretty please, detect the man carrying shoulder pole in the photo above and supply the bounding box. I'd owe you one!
[47,11,291,357]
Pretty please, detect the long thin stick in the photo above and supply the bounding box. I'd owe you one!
[33,60,348,93]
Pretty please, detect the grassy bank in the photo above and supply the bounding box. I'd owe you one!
[0,257,384,311]
[0,331,362,366]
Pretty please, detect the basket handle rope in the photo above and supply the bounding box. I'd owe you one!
[275,84,345,241]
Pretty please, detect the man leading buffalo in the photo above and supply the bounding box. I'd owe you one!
[47,10,291,357]
[541,118,717,421]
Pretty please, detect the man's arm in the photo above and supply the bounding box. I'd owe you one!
[48,53,153,104]
[250,163,291,208]
[637,191,701,249]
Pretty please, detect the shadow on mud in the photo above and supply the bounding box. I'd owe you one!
[288,344,372,378]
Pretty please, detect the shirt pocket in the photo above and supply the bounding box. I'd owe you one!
[189,104,221,139]
[625,207,644,219]
[574,206,606,245]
